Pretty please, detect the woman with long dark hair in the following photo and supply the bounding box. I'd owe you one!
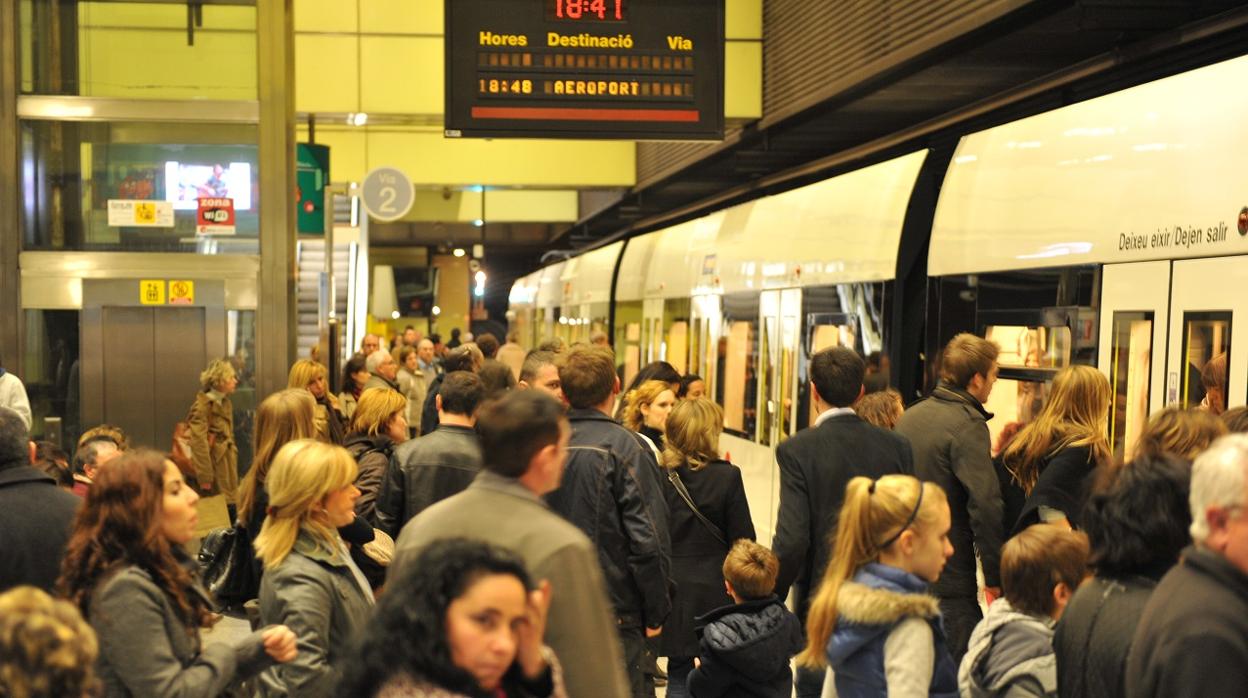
[338,538,565,697]
[339,354,371,423]
[58,448,296,697]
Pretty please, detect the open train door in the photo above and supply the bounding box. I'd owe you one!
[1166,257,1248,416]
[1098,261,1170,461]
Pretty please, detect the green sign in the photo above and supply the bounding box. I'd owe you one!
[296,143,330,234]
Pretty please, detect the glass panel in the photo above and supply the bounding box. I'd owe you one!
[614,301,643,386]
[20,119,260,253]
[778,314,798,441]
[758,314,776,446]
[20,310,81,445]
[663,298,691,373]
[719,292,759,438]
[985,377,1051,455]
[21,1,258,99]
[227,310,257,474]
[1180,311,1231,413]
[1110,311,1153,460]
[985,325,1072,370]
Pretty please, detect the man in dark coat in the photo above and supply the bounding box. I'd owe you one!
[1127,434,1248,697]
[772,346,914,697]
[375,371,485,537]
[894,332,1004,662]
[548,345,672,697]
[0,406,80,593]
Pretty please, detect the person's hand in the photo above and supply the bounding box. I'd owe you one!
[516,580,553,680]
[261,625,298,663]
[984,586,1002,606]
[645,626,662,638]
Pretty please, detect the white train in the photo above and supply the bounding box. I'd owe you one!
[509,53,1248,543]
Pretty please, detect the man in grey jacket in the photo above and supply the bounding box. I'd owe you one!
[375,371,485,536]
[895,332,1004,662]
[392,390,630,698]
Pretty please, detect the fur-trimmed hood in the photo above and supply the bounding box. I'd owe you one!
[827,563,941,664]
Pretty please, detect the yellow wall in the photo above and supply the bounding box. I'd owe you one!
[76,2,257,99]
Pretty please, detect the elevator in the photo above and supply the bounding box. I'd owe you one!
[80,279,226,451]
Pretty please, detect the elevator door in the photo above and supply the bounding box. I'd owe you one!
[98,307,207,449]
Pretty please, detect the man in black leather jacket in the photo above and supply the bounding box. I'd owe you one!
[547,345,672,697]
[375,371,485,537]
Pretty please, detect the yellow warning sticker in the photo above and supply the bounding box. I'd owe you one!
[140,280,165,305]
[168,280,195,305]
[134,202,157,225]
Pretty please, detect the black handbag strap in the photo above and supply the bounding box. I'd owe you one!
[667,469,727,546]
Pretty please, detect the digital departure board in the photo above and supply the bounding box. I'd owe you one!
[445,0,724,141]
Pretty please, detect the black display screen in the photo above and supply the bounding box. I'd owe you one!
[445,0,724,140]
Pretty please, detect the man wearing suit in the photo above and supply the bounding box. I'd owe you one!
[772,347,914,697]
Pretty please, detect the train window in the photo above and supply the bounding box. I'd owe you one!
[614,301,643,387]
[986,325,1072,370]
[984,377,1051,455]
[20,310,80,445]
[1109,311,1153,461]
[719,292,759,438]
[663,298,691,374]
[1179,312,1231,413]
[20,120,261,254]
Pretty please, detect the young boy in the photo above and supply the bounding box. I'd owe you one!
[687,540,804,697]
[959,524,1090,697]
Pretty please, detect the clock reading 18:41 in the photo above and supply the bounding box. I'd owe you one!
[549,0,626,21]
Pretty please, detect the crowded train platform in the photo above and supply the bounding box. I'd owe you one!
[5,1,1248,697]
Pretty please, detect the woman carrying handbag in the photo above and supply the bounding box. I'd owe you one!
[659,398,756,698]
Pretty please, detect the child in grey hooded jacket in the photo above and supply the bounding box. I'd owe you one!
[958,524,1089,698]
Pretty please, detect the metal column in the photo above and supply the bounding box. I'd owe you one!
[0,0,20,368]
[256,0,297,397]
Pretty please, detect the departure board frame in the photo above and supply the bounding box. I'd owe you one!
[445,0,725,141]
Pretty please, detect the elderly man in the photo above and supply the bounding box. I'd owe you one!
[0,407,80,593]
[70,436,120,497]
[359,334,381,357]
[363,349,401,393]
[416,339,440,389]
[1127,434,1248,697]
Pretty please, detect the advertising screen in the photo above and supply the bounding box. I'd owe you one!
[164,162,253,210]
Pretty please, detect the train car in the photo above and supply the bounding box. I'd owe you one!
[928,52,1248,460]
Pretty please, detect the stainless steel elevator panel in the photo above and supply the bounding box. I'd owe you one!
[82,279,225,451]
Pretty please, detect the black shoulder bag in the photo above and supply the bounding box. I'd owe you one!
[667,470,727,547]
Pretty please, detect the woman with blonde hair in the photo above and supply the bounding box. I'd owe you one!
[657,398,755,697]
[1135,406,1227,461]
[799,474,955,697]
[288,359,346,445]
[255,440,375,697]
[58,449,297,697]
[998,365,1112,534]
[622,379,677,456]
[344,388,408,526]
[185,358,239,507]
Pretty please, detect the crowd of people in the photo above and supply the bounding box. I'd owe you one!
[3,326,1248,698]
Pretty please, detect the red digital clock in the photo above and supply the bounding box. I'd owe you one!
[549,0,627,22]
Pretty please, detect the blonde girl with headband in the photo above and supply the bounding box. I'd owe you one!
[798,474,957,697]
[254,439,375,698]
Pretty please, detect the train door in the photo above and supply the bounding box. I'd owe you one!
[757,289,802,447]
[1166,257,1246,416]
[1098,261,1170,460]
